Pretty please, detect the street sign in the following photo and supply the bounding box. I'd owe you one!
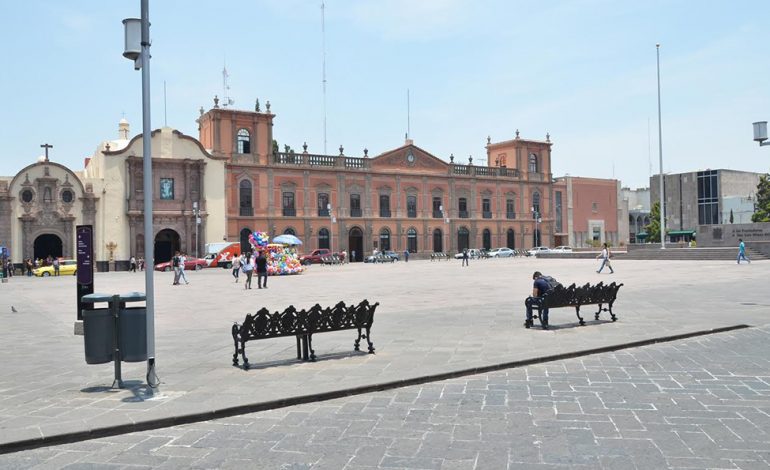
[76,225,95,321]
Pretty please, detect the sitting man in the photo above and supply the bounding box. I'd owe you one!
[525,271,551,330]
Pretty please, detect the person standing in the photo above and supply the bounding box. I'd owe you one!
[172,251,182,285]
[129,256,137,272]
[26,259,33,277]
[404,250,409,262]
[138,257,144,271]
[596,243,614,274]
[462,248,469,267]
[53,257,60,276]
[178,252,189,284]
[524,271,552,329]
[351,250,356,263]
[255,251,268,289]
[243,252,254,290]
[231,253,241,282]
[737,238,751,264]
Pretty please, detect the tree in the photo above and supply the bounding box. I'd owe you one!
[729,209,734,224]
[751,174,770,223]
[644,202,662,243]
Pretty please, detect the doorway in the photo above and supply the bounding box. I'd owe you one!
[348,227,363,262]
[433,228,443,253]
[457,227,469,252]
[154,229,180,263]
[34,233,63,260]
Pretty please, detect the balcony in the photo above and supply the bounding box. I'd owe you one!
[407,210,417,218]
[350,207,362,217]
[432,210,443,218]
[506,212,516,220]
[482,211,492,219]
[459,210,469,219]
[318,208,330,217]
[380,209,392,218]
[282,208,296,217]
[239,206,253,217]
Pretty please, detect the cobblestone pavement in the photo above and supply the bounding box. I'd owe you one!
[2,324,769,469]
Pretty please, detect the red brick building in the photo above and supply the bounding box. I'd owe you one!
[198,102,556,260]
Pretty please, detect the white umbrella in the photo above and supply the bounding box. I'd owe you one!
[273,234,303,245]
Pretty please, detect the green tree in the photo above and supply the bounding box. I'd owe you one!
[644,202,662,243]
[751,174,770,222]
[729,209,734,224]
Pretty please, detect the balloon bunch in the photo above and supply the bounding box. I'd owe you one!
[248,231,269,248]
[264,243,305,275]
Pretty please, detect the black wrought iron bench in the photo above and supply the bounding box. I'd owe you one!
[528,282,623,328]
[430,252,450,261]
[321,255,342,265]
[232,299,379,369]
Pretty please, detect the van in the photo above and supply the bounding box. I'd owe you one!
[204,242,241,268]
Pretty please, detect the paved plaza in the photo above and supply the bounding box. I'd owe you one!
[0,257,769,468]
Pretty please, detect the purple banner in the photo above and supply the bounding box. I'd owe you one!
[76,225,93,286]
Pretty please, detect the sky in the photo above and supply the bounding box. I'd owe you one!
[2,0,770,189]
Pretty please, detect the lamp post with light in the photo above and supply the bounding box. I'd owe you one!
[193,202,201,258]
[327,203,334,255]
[532,207,541,247]
[439,204,449,253]
[122,0,158,388]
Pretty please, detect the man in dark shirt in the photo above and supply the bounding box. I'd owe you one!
[255,251,268,289]
[525,271,551,329]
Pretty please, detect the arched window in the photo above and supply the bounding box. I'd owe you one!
[506,229,515,249]
[284,227,296,235]
[239,179,252,216]
[318,192,329,216]
[528,153,538,173]
[407,228,417,253]
[532,192,541,218]
[318,228,330,249]
[482,229,491,250]
[457,227,469,252]
[379,228,391,251]
[433,228,443,253]
[237,129,251,154]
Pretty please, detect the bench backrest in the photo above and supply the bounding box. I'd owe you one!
[542,282,623,308]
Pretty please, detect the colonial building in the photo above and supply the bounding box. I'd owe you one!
[198,101,556,260]
[552,176,628,247]
[0,120,227,269]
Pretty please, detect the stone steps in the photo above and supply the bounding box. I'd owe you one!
[540,247,768,261]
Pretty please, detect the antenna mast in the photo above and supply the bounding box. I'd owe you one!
[222,62,234,107]
[322,1,327,154]
[407,88,410,139]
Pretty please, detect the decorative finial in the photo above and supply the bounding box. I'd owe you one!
[364,148,369,157]
[449,153,454,163]
[303,142,308,153]
[487,135,491,145]
[469,156,473,165]
[105,143,111,151]
[255,99,261,112]
[213,95,219,108]
[266,100,271,112]
[515,129,520,139]
[546,132,550,142]
[199,106,204,116]
[339,144,344,156]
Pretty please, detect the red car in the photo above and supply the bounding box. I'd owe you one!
[299,249,345,265]
[154,257,208,272]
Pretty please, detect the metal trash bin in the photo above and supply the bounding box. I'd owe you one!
[118,291,147,362]
[82,293,115,364]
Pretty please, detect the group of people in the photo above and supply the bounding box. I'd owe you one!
[171,252,189,285]
[128,256,145,272]
[4,258,58,277]
[230,251,268,290]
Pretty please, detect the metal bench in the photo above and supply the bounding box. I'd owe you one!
[527,282,623,328]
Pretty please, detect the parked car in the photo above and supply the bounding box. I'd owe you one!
[154,257,208,272]
[551,246,573,253]
[364,250,400,263]
[527,246,551,256]
[488,247,515,258]
[300,249,345,265]
[33,259,77,277]
[454,248,482,259]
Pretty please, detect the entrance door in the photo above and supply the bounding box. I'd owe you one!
[506,229,516,249]
[482,229,491,250]
[154,229,180,263]
[433,228,443,253]
[34,234,63,260]
[457,227,469,252]
[348,227,363,262]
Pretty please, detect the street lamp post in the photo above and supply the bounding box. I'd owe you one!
[440,205,449,253]
[753,121,769,147]
[656,43,666,249]
[327,203,334,255]
[193,202,201,258]
[532,207,541,247]
[122,0,158,388]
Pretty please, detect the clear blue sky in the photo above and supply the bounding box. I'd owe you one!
[3,0,769,189]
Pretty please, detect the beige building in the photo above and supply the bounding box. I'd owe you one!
[0,120,227,270]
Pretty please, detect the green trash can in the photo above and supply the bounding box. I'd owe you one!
[82,293,114,364]
[118,292,147,362]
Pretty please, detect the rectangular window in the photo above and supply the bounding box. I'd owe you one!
[282,192,296,216]
[379,194,391,217]
[482,198,491,219]
[318,192,329,216]
[592,202,598,212]
[160,178,174,200]
[506,199,516,219]
[350,193,361,217]
[432,197,443,218]
[697,170,719,225]
[458,197,468,218]
[407,195,417,218]
[555,191,563,233]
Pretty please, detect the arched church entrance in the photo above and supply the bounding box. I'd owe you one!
[34,234,63,260]
[348,227,363,262]
[154,229,180,263]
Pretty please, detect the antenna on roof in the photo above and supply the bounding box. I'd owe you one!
[407,88,411,139]
[222,61,234,107]
[163,80,167,126]
[321,1,328,154]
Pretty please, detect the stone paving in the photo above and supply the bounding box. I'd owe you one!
[1,322,769,469]
[0,257,768,454]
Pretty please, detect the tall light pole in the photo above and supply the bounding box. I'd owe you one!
[193,202,201,258]
[123,0,158,388]
[656,43,666,249]
[327,203,334,255]
[532,207,541,247]
[440,204,449,253]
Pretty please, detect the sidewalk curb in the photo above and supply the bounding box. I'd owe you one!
[0,324,751,455]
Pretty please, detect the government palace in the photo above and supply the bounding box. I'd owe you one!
[0,97,627,269]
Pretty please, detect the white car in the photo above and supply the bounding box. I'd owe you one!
[488,247,514,258]
[551,246,573,253]
[454,249,482,259]
[527,246,551,256]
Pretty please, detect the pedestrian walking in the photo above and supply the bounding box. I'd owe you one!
[404,250,409,262]
[596,243,614,274]
[172,251,182,285]
[53,258,60,276]
[737,238,751,264]
[231,254,241,282]
[26,259,33,277]
[178,252,189,284]
[351,250,356,263]
[129,256,137,272]
[255,251,268,289]
[243,253,254,289]
[462,248,469,267]
[138,257,144,271]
